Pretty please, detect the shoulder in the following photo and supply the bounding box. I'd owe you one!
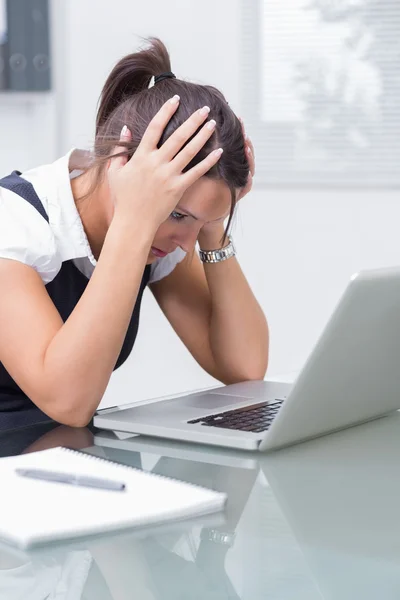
[149,247,187,284]
[0,185,61,284]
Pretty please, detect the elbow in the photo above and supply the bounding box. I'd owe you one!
[54,410,93,429]
[220,358,269,385]
[237,333,270,382]
[243,363,268,382]
[54,390,98,427]
[223,366,268,385]
[220,342,269,384]
[252,353,269,381]
[241,349,269,381]
[36,390,98,429]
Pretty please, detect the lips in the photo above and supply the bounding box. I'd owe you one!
[151,247,168,258]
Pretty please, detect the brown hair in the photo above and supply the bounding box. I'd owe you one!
[92,38,249,235]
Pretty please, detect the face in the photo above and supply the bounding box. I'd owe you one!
[147,177,232,263]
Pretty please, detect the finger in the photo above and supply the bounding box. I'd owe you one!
[159,105,212,161]
[244,172,253,194]
[108,125,132,172]
[180,148,223,189]
[239,116,247,145]
[246,135,255,159]
[239,117,255,175]
[246,144,255,177]
[139,95,180,151]
[237,172,253,201]
[171,119,217,172]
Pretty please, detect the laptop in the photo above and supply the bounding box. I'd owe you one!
[94,266,400,451]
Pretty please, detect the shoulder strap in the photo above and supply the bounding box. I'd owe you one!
[0,170,49,222]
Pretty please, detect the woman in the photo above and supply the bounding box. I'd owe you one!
[0,38,269,431]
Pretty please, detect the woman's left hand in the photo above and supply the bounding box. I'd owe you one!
[237,118,255,202]
[198,120,255,247]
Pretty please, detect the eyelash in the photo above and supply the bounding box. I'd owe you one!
[170,211,187,222]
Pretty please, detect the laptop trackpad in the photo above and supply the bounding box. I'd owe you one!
[178,393,250,410]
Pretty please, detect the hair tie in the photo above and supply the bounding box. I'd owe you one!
[154,71,176,85]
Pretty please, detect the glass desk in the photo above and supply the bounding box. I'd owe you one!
[1,412,400,599]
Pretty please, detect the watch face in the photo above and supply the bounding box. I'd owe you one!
[201,528,236,546]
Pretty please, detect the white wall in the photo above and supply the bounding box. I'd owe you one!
[1,0,399,408]
[239,186,400,376]
[0,93,56,172]
[57,0,243,151]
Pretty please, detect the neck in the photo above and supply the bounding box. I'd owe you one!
[70,169,112,260]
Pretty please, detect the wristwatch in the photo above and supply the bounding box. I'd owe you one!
[198,235,236,264]
[200,527,236,547]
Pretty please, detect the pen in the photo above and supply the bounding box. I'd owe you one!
[15,468,126,492]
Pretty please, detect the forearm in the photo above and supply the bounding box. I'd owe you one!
[199,229,269,383]
[42,217,154,425]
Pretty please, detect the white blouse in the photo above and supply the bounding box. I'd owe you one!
[0,148,185,285]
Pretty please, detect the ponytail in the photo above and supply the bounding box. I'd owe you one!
[96,38,171,132]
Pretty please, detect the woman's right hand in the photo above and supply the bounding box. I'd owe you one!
[107,95,222,231]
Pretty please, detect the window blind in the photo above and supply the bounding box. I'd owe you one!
[241,0,400,187]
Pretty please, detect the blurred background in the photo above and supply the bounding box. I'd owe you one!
[0,0,398,407]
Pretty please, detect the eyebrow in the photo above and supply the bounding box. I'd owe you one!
[175,207,199,220]
[176,207,226,223]
[175,206,228,223]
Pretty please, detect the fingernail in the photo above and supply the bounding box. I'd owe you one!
[120,125,128,138]
[169,95,180,104]
[247,147,252,155]
[214,148,223,157]
[200,106,211,117]
[206,119,216,131]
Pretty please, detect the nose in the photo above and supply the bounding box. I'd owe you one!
[173,223,202,254]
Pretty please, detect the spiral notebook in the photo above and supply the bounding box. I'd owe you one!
[0,446,227,549]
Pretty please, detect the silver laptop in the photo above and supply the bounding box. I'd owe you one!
[94,266,400,451]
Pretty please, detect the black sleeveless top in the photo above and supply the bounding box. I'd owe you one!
[0,172,151,430]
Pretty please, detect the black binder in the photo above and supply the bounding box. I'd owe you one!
[0,0,7,89]
[6,0,50,91]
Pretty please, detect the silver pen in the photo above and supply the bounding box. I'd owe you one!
[15,468,126,491]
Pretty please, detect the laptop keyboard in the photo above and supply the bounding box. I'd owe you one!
[187,399,284,433]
